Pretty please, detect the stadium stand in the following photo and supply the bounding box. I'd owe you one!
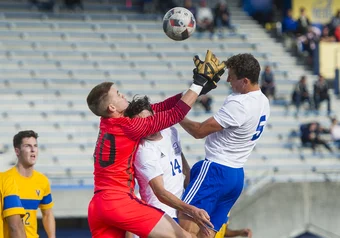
[0,0,339,237]
[0,0,338,186]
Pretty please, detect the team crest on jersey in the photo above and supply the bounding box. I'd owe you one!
[172,142,181,155]
[36,190,40,197]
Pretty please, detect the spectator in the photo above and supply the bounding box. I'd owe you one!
[282,9,297,35]
[300,122,332,153]
[142,0,155,13]
[251,1,274,26]
[297,26,320,57]
[184,0,197,18]
[30,0,55,11]
[196,0,215,38]
[330,117,340,150]
[291,75,312,115]
[213,0,234,32]
[313,75,331,115]
[157,0,176,14]
[64,0,83,11]
[296,7,311,35]
[329,10,340,35]
[260,65,275,99]
[335,25,340,41]
[320,25,336,42]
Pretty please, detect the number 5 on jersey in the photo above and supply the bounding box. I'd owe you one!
[251,115,266,141]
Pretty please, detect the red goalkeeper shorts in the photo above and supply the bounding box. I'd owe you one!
[88,190,164,238]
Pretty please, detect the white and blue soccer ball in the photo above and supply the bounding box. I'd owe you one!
[163,7,196,41]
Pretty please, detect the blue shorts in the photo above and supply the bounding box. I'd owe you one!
[181,159,244,231]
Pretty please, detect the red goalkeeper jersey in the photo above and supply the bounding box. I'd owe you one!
[93,94,190,193]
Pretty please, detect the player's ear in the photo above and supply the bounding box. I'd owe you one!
[244,77,250,85]
[14,147,20,157]
[107,104,116,114]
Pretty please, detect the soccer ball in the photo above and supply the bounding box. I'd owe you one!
[163,7,196,41]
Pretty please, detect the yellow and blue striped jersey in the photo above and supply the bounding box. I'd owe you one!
[3,167,54,238]
[214,212,230,238]
[0,172,26,238]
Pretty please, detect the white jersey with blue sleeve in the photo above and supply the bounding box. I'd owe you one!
[134,127,185,218]
[205,90,270,168]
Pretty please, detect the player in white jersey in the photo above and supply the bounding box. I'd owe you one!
[134,127,186,218]
[124,96,213,234]
[178,53,271,238]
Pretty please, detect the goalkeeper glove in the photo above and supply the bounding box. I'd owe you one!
[192,51,226,95]
[197,68,225,95]
[193,50,225,79]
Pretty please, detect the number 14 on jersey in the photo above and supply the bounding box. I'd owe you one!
[170,159,182,176]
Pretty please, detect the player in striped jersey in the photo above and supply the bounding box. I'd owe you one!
[3,130,55,238]
[86,50,226,238]
[0,172,26,238]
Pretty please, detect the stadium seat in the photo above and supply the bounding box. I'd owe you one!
[0,1,339,190]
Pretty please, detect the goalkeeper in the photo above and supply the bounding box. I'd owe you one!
[87,50,225,238]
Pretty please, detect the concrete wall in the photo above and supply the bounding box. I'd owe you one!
[229,182,340,238]
[47,182,340,238]
[43,187,94,218]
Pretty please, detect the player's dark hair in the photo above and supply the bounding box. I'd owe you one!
[224,53,261,85]
[124,95,153,118]
[13,130,38,148]
[87,82,114,117]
